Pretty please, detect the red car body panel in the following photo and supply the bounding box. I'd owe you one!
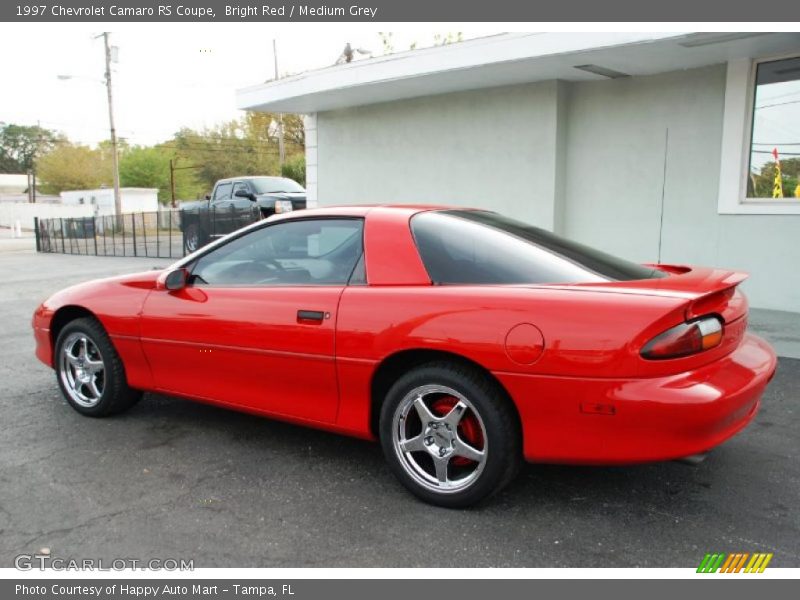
[32,205,777,464]
[140,286,343,423]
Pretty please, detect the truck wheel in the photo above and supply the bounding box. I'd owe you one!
[184,223,202,253]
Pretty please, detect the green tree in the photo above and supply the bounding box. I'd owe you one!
[168,111,305,194]
[37,143,111,194]
[119,145,206,204]
[749,157,800,198]
[281,154,306,186]
[0,123,64,173]
[119,146,167,190]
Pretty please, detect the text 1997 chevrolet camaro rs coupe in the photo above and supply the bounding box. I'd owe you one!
[33,206,777,507]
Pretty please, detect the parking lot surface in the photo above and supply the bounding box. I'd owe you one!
[1,247,798,567]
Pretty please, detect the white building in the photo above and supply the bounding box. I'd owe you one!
[238,32,800,312]
[0,174,31,194]
[59,187,159,216]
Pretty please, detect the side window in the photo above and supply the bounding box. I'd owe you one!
[191,219,364,286]
[213,182,232,201]
[232,181,249,197]
[348,252,367,285]
[411,211,615,285]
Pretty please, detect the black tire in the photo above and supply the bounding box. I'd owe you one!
[184,222,203,253]
[54,317,142,418]
[379,361,521,508]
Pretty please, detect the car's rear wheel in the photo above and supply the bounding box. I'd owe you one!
[379,362,521,507]
[55,317,142,417]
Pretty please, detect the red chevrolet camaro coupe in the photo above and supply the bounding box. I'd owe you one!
[33,206,777,506]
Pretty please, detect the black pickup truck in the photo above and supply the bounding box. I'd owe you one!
[180,176,307,252]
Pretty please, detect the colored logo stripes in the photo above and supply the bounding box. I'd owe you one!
[697,552,773,573]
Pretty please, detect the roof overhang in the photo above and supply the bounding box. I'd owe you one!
[236,32,800,114]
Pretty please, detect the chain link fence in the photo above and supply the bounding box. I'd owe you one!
[34,206,262,259]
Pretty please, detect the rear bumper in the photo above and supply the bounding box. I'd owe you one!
[496,334,777,464]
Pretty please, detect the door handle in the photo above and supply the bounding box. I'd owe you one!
[297,310,325,323]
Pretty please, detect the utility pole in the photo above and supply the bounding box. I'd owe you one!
[169,159,176,208]
[100,32,122,224]
[273,39,285,170]
[169,159,202,208]
[30,120,40,203]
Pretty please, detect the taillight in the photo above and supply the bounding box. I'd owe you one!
[641,316,723,360]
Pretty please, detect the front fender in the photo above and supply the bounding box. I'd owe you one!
[33,271,161,389]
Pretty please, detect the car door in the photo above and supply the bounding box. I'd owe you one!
[230,181,257,231]
[140,217,365,423]
[210,181,234,236]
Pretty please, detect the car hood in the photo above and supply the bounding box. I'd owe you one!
[256,192,306,199]
[43,269,164,308]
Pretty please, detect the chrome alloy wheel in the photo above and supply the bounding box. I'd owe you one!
[392,384,487,494]
[59,332,106,408]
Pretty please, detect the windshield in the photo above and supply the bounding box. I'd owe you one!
[411,210,665,285]
[250,177,305,194]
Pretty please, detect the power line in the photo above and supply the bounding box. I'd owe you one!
[752,142,800,146]
[752,149,800,156]
[756,99,800,110]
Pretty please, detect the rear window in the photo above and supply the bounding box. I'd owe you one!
[411,210,664,285]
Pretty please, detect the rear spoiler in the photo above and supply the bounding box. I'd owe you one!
[630,265,748,323]
[558,265,749,323]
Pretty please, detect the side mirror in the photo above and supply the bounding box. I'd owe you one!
[204,194,211,200]
[161,268,189,291]
[234,189,256,201]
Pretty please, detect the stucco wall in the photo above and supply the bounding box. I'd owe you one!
[564,65,799,311]
[315,65,800,311]
[317,81,564,228]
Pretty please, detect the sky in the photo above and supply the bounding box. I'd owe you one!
[750,77,800,171]
[0,23,500,146]
[1,23,797,170]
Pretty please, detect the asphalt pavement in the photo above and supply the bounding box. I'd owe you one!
[0,245,798,568]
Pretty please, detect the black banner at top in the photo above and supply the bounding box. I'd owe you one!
[2,0,800,22]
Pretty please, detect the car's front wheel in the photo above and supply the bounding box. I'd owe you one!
[379,362,521,507]
[55,317,142,417]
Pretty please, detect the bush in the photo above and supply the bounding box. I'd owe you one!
[281,155,306,187]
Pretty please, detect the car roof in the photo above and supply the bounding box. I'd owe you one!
[271,204,481,220]
[216,175,292,183]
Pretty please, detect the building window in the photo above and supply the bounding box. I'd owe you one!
[746,56,800,200]
[717,56,800,215]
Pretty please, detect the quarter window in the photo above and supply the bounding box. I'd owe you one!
[190,219,363,286]
[411,211,663,285]
[747,56,800,200]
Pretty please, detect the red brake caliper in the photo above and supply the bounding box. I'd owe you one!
[431,396,483,466]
